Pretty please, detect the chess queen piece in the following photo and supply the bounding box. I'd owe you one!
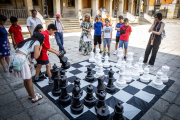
[161,65,170,83]
[89,51,95,63]
[113,102,125,120]
[138,56,144,74]
[85,65,94,82]
[126,52,134,67]
[96,61,104,77]
[95,91,108,112]
[97,107,110,120]
[116,65,126,87]
[125,64,132,82]
[132,63,140,79]
[103,55,110,68]
[58,50,71,69]
[140,67,150,83]
[84,85,96,106]
[73,78,83,96]
[106,69,116,93]
[153,70,163,87]
[116,48,123,68]
[96,76,106,98]
[71,85,84,114]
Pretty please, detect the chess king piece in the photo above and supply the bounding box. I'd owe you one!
[132,63,140,79]
[126,52,134,67]
[161,65,170,83]
[96,61,104,77]
[106,69,116,93]
[95,91,108,112]
[73,78,83,96]
[89,51,95,62]
[153,70,163,87]
[96,76,106,98]
[97,107,110,120]
[59,77,71,104]
[85,66,94,82]
[70,85,84,114]
[103,55,110,68]
[140,67,150,83]
[116,48,123,68]
[125,64,133,82]
[51,64,59,79]
[113,102,125,120]
[116,65,126,87]
[138,56,144,74]
[58,50,71,69]
[84,85,96,106]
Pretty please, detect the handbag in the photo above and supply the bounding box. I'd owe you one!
[120,25,129,35]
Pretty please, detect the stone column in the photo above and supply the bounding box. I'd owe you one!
[137,0,142,15]
[92,0,99,17]
[118,0,124,15]
[75,0,82,17]
[24,0,33,17]
[103,0,106,8]
[128,0,133,14]
[53,0,61,17]
[106,0,113,16]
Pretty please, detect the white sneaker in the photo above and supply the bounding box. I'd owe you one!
[113,50,117,55]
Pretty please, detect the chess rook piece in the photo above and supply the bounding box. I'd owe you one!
[116,65,126,87]
[126,52,134,67]
[116,48,123,68]
[113,102,125,120]
[52,76,61,96]
[132,63,140,79]
[138,56,144,74]
[89,51,95,62]
[59,77,71,104]
[103,55,110,68]
[58,51,71,69]
[153,70,163,87]
[95,61,104,77]
[70,85,84,114]
[85,66,94,82]
[161,65,170,83]
[84,85,96,106]
[51,64,59,79]
[96,76,106,98]
[106,69,116,93]
[73,78,83,96]
[97,107,110,120]
[125,64,132,82]
[95,91,108,112]
[140,67,150,83]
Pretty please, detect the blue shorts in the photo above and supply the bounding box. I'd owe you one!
[119,40,129,49]
[36,60,49,65]
[103,38,111,46]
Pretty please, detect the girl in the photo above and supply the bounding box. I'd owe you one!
[33,24,43,34]
[8,33,45,103]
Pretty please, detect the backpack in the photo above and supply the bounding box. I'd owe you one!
[161,29,166,39]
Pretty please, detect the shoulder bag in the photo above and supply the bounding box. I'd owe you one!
[120,25,129,35]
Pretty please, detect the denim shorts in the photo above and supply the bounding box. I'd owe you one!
[103,38,111,46]
[119,40,129,49]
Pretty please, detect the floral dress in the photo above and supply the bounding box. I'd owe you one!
[79,21,92,54]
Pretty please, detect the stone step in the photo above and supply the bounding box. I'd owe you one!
[64,29,81,32]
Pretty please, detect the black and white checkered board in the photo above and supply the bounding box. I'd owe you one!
[33,60,174,120]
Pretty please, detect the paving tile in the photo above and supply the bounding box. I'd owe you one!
[152,99,170,113]
[0,92,17,106]
[0,84,11,95]
[161,91,177,103]
[48,114,69,120]
[160,115,173,120]
[6,112,31,120]
[0,78,7,86]
[168,83,180,94]
[10,80,24,90]
[14,87,28,99]
[166,104,180,120]
[140,108,161,120]
[174,95,180,106]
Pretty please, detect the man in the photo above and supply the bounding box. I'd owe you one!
[26,9,43,36]
[52,14,65,52]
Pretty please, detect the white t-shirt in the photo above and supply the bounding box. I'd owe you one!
[26,16,43,34]
[17,41,40,55]
[102,26,113,38]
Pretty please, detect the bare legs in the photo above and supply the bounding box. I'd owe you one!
[24,78,35,99]
[35,63,52,78]
[115,42,119,51]
[0,57,9,70]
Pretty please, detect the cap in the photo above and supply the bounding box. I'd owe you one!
[56,14,60,18]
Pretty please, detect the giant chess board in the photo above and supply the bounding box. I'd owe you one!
[33,60,174,120]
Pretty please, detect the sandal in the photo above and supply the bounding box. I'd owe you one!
[28,93,40,100]
[83,53,86,56]
[32,93,43,103]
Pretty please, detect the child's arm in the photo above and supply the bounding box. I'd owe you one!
[129,32,131,36]
[47,47,60,56]
[149,21,156,32]
[111,31,112,41]
[27,26,33,36]
[10,33,17,48]
[115,27,120,31]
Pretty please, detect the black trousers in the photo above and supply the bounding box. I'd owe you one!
[143,35,161,65]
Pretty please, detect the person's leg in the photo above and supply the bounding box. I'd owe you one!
[108,39,111,53]
[94,35,97,52]
[115,36,119,51]
[24,78,35,99]
[35,64,42,78]
[46,63,53,84]
[119,40,123,49]
[124,41,128,57]
[98,36,102,52]
[143,39,153,63]
[103,38,107,57]
[24,80,31,97]
[55,32,61,51]
[0,57,6,69]
[5,57,10,65]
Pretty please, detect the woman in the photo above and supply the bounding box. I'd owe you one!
[143,13,165,66]
[79,13,92,56]
[8,33,45,103]
[33,24,43,34]
[0,15,10,72]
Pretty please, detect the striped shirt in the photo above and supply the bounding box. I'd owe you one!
[52,20,64,33]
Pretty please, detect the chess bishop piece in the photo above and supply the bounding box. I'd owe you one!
[138,56,144,74]
[96,76,106,98]
[85,66,94,82]
[125,64,132,82]
[97,108,110,120]
[153,70,163,87]
[140,67,150,83]
[132,63,140,79]
[73,78,83,96]
[106,69,116,93]
[70,85,84,114]
[116,48,123,68]
[89,51,95,62]
[103,55,110,68]
[116,65,126,87]
[113,102,125,120]
[95,91,108,112]
[84,85,96,106]
[126,52,134,67]
[58,50,71,69]
[96,61,104,77]
[161,65,170,83]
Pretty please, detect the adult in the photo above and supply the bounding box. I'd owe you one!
[79,13,93,56]
[52,14,65,52]
[102,11,112,25]
[26,9,43,36]
[0,15,10,72]
[94,10,102,22]
[78,10,83,25]
[143,13,165,66]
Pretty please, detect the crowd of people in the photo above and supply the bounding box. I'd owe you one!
[0,9,165,103]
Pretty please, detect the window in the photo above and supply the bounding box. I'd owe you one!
[33,0,38,5]
[83,0,91,8]
[0,0,11,4]
[68,0,75,7]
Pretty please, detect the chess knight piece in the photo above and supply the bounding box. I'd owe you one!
[97,107,110,120]
[113,102,125,120]
[96,76,106,98]
[84,85,96,106]
[106,69,116,93]
[58,50,71,69]
[85,66,94,82]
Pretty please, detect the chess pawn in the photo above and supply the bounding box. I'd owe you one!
[161,65,170,83]
[138,56,144,74]
[132,63,140,79]
[70,85,84,114]
[84,85,96,106]
[116,48,123,68]
[103,55,110,68]
[85,65,94,82]
[106,69,116,93]
[73,78,83,96]
[116,65,126,87]
[126,52,134,67]
[113,102,125,120]
[51,64,59,79]
[60,70,67,78]
[140,67,150,83]
[97,107,110,120]
[96,61,104,77]
[89,51,95,63]
[153,70,163,87]
[125,64,132,82]
[52,76,61,96]
[96,76,106,98]
[95,91,108,112]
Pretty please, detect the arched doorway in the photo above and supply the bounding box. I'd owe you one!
[47,0,53,18]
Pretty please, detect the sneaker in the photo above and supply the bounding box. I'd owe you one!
[48,78,54,85]
[148,64,154,67]
[113,50,117,55]
[108,53,110,57]
[103,52,106,57]
[124,56,127,61]
[3,68,7,72]
[100,50,102,53]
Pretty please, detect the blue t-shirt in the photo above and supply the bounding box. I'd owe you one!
[94,22,103,36]
[116,23,124,37]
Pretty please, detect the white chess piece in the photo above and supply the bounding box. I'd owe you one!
[116,65,126,87]
[95,55,101,71]
[138,56,144,74]
[103,55,110,68]
[89,51,95,62]
[153,70,163,87]
[132,63,140,79]
[161,65,170,83]
[126,52,134,67]
[140,67,150,83]
[125,64,133,82]
[96,61,104,77]
[116,48,123,68]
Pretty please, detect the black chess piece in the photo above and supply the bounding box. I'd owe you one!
[95,91,108,112]
[113,102,125,120]
[84,85,96,106]
[59,77,71,104]
[52,76,61,96]
[60,70,67,78]
[85,65,94,82]
[70,84,84,114]
[73,78,83,96]
[97,107,110,120]
[51,64,59,79]
[106,69,116,93]
[58,51,71,69]
[96,76,106,98]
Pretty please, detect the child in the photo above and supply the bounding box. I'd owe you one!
[33,24,43,34]
[8,16,24,49]
[102,19,113,57]
[35,24,60,84]
[119,18,132,60]
[114,15,124,55]
[93,16,103,53]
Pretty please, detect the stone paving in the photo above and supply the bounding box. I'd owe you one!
[0,22,180,120]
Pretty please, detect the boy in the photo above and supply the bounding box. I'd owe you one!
[102,19,113,57]
[94,16,103,53]
[114,15,124,55]
[9,16,24,49]
[119,18,132,60]
[35,24,60,84]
